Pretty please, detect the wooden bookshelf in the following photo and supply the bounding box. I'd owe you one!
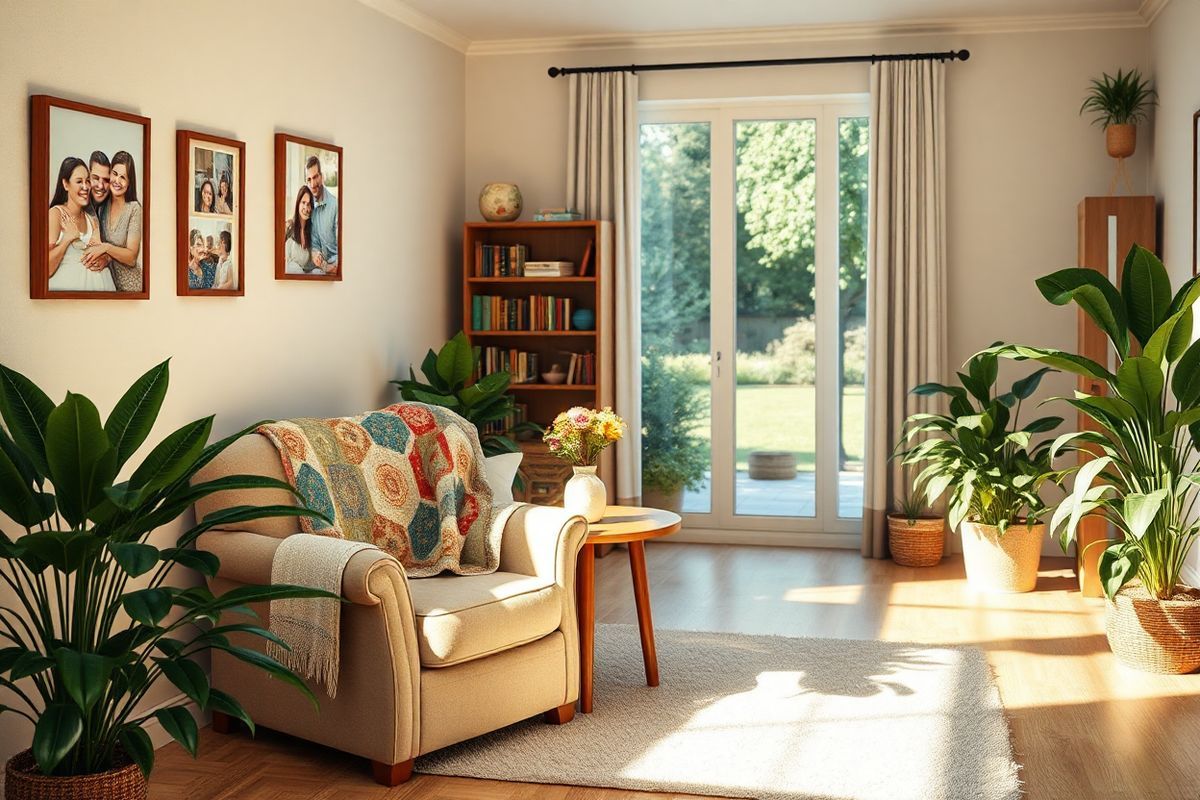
[462,220,615,504]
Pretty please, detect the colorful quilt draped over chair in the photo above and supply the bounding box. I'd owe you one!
[258,402,506,577]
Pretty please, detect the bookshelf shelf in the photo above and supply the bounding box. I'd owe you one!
[462,219,614,506]
[509,384,598,391]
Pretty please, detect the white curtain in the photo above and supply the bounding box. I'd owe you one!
[862,59,949,558]
[566,72,642,504]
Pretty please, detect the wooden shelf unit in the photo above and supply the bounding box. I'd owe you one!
[462,220,615,504]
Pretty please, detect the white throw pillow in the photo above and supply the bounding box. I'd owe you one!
[484,452,523,506]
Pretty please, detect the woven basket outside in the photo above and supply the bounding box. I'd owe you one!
[960,521,1043,593]
[887,514,945,567]
[1105,124,1137,158]
[4,750,146,800]
[1105,582,1200,674]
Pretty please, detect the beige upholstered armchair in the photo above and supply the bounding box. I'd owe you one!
[191,434,588,785]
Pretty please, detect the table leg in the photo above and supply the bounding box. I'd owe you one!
[576,543,596,713]
[628,540,659,687]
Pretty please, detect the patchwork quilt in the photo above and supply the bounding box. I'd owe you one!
[258,402,504,577]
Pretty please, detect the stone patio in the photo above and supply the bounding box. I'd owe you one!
[683,470,863,518]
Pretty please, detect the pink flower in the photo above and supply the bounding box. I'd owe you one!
[572,412,590,429]
[546,436,561,451]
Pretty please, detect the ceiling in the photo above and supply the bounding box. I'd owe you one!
[387,0,1155,49]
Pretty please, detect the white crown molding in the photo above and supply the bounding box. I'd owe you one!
[355,0,471,53]
[1138,0,1173,24]
[465,11,1149,56]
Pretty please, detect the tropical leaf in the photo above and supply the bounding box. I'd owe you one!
[104,360,169,470]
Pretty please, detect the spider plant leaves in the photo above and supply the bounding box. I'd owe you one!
[1080,68,1156,127]
[1036,268,1130,357]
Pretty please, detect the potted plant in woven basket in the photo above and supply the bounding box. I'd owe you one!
[988,245,1200,673]
[0,360,332,799]
[895,353,1063,592]
[887,490,945,568]
[1080,68,1156,159]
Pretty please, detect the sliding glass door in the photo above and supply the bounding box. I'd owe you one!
[640,100,868,542]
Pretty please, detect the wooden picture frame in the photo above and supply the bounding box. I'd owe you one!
[176,130,246,296]
[29,95,151,299]
[1193,109,1199,275]
[274,133,342,281]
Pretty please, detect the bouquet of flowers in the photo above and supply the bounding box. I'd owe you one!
[544,406,625,465]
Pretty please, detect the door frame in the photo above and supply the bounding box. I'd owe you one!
[639,95,868,547]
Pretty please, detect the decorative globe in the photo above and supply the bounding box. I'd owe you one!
[479,183,523,222]
[571,308,596,331]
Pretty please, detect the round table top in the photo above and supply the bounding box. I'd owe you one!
[585,505,682,544]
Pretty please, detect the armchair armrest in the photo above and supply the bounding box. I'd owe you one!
[196,529,409,606]
[497,505,588,588]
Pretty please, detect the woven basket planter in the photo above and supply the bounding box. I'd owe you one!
[960,520,1043,593]
[1105,124,1137,158]
[887,515,945,567]
[1105,582,1200,674]
[4,750,146,800]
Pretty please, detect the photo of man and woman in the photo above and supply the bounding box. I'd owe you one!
[186,142,239,291]
[41,103,147,295]
[277,135,341,279]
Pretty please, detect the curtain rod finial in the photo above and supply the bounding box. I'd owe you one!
[548,67,562,78]
[956,49,971,61]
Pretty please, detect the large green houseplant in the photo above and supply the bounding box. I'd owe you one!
[0,360,331,795]
[392,332,539,457]
[986,245,1200,671]
[640,351,708,512]
[895,352,1062,592]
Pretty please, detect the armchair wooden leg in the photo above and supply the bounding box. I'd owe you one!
[210,710,238,734]
[371,759,414,787]
[543,702,576,725]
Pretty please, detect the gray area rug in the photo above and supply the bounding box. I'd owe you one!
[417,625,1020,800]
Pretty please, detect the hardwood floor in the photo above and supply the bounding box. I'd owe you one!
[151,543,1200,799]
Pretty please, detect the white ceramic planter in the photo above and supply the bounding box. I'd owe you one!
[960,520,1043,593]
[564,466,606,522]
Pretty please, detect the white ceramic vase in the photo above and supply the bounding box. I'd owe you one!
[564,465,606,522]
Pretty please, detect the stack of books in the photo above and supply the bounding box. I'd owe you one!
[524,261,575,277]
[471,294,578,331]
[533,207,583,222]
[474,243,528,276]
[562,351,596,385]
[478,347,540,383]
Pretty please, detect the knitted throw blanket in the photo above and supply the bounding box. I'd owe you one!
[258,403,501,577]
[266,534,376,698]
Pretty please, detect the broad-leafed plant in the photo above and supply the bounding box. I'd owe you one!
[894,352,1063,532]
[985,245,1200,600]
[391,331,540,457]
[0,360,331,780]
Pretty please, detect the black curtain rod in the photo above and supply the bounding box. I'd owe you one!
[547,48,969,78]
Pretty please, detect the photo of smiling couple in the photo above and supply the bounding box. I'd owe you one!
[279,137,341,278]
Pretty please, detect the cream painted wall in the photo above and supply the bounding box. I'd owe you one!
[0,0,464,766]
[1149,0,1200,582]
[466,28,1150,552]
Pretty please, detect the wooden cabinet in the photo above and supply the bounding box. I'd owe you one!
[462,221,616,504]
[1075,196,1157,596]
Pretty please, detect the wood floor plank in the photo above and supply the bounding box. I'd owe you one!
[150,543,1200,800]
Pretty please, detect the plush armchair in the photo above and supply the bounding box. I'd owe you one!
[191,434,587,785]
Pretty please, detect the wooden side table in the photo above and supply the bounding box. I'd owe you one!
[575,506,681,713]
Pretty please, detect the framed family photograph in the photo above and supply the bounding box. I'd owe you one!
[29,95,150,300]
[177,130,245,295]
[275,133,342,281]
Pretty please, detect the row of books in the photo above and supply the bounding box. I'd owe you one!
[471,295,579,332]
[563,351,596,385]
[482,403,529,437]
[474,243,528,277]
[478,347,541,384]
